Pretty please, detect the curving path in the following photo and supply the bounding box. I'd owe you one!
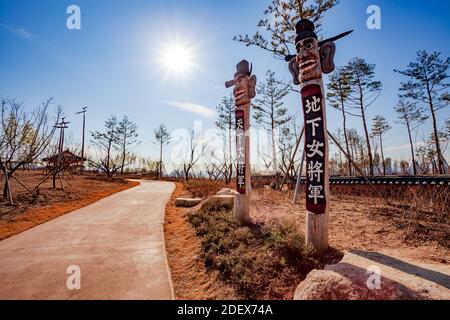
[0,180,175,300]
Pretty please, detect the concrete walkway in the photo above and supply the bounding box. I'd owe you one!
[0,180,175,300]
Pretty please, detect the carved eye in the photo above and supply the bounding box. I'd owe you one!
[305,42,313,50]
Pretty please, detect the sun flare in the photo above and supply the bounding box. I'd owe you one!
[159,42,195,78]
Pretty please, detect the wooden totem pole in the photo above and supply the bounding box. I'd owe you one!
[286,20,352,252]
[225,60,257,224]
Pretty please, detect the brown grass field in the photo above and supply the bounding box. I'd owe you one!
[0,171,139,240]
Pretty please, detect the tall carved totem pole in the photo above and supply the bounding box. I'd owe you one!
[225,60,257,224]
[286,20,352,252]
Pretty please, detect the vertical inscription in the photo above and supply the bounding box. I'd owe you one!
[302,84,326,214]
[235,109,246,194]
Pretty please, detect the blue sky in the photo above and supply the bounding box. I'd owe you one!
[1,0,449,167]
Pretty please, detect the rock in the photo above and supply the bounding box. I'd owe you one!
[216,188,239,196]
[294,251,450,300]
[200,195,234,211]
[175,197,202,208]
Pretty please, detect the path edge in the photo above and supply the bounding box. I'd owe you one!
[161,181,176,300]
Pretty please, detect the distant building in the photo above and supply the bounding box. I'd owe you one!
[42,150,86,171]
[385,158,392,175]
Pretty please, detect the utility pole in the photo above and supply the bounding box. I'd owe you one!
[54,117,70,189]
[76,107,87,174]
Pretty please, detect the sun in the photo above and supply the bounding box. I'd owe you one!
[159,42,195,78]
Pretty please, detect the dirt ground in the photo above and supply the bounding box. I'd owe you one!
[164,181,237,299]
[252,189,449,264]
[164,180,449,300]
[0,170,139,240]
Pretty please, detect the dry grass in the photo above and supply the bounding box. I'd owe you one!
[252,187,449,264]
[164,182,237,299]
[0,172,139,240]
[181,180,228,198]
[187,206,342,300]
[370,186,449,248]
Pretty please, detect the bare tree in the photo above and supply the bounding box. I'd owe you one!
[395,50,450,174]
[117,116,139,175]
[253,70,291,179]
[153,123,171,179]
[234,0,339,59]
[394,99,428,175]
[371,115,391,176]
[182,129,206,181]
[345,57,382,176]
[0,98,60,203]
[278,123,300,185]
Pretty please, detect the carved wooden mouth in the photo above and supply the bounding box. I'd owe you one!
[299,59,317,73]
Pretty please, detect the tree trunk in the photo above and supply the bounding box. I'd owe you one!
[360,101,374,176]
[159,142,163,179]
[428,94,444,174]
[106,140,112,176]
[271,127,278,183]
[1,164,13,204]
[379,133,386,176]
[406,120,417,175]
[228,124,232,184]
[340,102,352,176]
[120,137,126,175]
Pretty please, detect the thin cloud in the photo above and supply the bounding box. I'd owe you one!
[0,21,32,39]
[163,100,215,118]
[384,141,426,152]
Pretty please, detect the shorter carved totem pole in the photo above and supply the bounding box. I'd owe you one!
[286,20,352,253]
[225,60,257,224]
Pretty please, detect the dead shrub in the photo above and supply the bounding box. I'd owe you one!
[183,180,227,198]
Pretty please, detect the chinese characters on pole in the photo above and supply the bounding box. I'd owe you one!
[303,86,326,213]
[236,110,246,194]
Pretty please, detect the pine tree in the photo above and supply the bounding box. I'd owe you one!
[345,57,382,176]
[371,115,391,176]
[394,50,450,174]
[253,70,291,177]
[153,124,171,179]
[215,95,234,183]
[327,67,353,175]
[234,0,339,59]
[117,116,139,175]
[394,99,428,175]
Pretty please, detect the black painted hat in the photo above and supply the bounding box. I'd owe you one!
[234,59,252,78]
[295,19,318,45]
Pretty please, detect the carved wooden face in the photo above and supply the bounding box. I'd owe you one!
[233,74,257,107]
[296,37,322,83]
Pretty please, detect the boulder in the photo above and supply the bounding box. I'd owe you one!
[175,197,202,208]
[200,195,234,211]
[294,251,450,300]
